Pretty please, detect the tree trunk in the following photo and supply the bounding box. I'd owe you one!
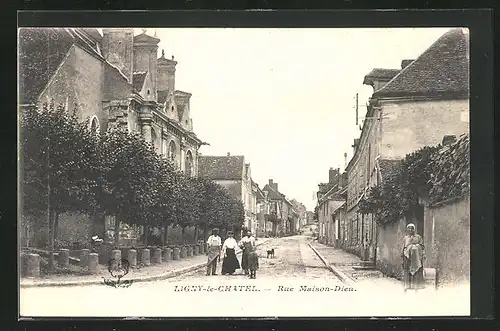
[48,209,55,272]
[203,223,208,242]
[161,225,166,246]
[144,224,149,246]
[53,211,59,241]
[181,226,186,244]
[115,219,121,247]
[194,224,199,243]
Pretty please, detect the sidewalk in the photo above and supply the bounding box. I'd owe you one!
[21,237,273,288]
[310,241,401,288]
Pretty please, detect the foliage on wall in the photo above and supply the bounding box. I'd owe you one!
[427,135,469,204]
[358,144,443,226]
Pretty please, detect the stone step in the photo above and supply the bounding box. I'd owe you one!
[352,265,376,271]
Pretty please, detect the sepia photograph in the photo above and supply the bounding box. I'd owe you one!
[18,25,470,317]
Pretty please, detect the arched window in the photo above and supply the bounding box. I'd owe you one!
[88,115,100,135]
[185,150,194,177]
[151,128,158,151]
[168,140,177,164]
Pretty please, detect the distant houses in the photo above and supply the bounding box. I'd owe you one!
[198,156,306,237]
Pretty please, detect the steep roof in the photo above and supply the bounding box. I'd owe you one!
[133,32,160,44]
[18,28,103,104]
[374,28,469,98]
[157,90,169,104]
[132,72,147,92]
[363,68,400,85]
[198,155,244,181]
[262,184,285,200]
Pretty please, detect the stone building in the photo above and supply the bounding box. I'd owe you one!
[344,28,470,266]
[262,179,293,236]
[198,154,257,232]
[254,181,270,237]
[18,28,206,245]
[316,168,347,247]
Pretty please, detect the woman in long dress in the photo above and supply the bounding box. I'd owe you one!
[240,231,259,279]
[206,228,221,276]
[221,231,241,275]
[401,223,426,291]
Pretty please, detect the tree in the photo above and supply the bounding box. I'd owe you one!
[20,103,100,270]
[96,128,163,246]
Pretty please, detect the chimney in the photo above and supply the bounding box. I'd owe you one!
[442,135,457,146]
[227,152,230,156]
[157,49,178,95]
[133,31,160,101]
[101,28,134,83]
[401,59,414,69]
[329,167,339,183]
[344,152,348,170]
[269,179,273,186]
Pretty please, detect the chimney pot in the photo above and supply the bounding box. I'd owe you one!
[442,135,457,146]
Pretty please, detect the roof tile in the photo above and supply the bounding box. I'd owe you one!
[198,155,244,180]
[374,29,469,97]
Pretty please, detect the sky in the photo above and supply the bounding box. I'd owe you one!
[128,27,452,210]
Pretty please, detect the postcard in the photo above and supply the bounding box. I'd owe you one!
[18,26,470,317]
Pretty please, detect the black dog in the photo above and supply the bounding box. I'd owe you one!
[266,248,275,259]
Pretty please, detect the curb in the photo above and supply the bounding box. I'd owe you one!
[21,238,273,288]
[307,243,356,286]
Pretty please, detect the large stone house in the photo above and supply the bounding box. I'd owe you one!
[18,28,206,245]
[261,179,293,236]
[344,28,469,269]
[316,168,347,247]
[198,153,257,232]
[254,181,270,237]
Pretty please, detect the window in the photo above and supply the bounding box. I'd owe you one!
[88,116,100,135]
[185,150,194,177]
[168,140,177,164]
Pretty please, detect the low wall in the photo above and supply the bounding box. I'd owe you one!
[375,218,406,280]
[424,196,470,286]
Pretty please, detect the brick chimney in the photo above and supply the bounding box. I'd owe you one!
[268,179,278,192]
[401,59,414,69]
[442,135,457,146]
[329,167,340,183]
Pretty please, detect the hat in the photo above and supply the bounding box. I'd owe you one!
[406,223,415,229]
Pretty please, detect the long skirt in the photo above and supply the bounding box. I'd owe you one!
[241,249,249,271]
[402,257,425,290]
[247,251,259,271]
[221,248,240,275]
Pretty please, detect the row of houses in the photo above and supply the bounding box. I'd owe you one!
[197,153,306,237]
[315,28,470,285]
[18,28,307,245]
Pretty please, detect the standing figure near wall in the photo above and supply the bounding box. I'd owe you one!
[401,223,426,291]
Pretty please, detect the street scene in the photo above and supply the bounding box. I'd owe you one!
[19,27,470,317]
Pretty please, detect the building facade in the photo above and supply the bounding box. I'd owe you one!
[262,179,293,236]
[344,28,470,264]
[198,154,257,231]
[18,28,206,244]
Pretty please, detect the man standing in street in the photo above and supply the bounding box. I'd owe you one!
[206,228,222,276]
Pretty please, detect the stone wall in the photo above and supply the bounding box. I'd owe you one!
[380,98,469,160]
[424,195,470,285]
[37,45,107,132]
[375,218,407,279]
